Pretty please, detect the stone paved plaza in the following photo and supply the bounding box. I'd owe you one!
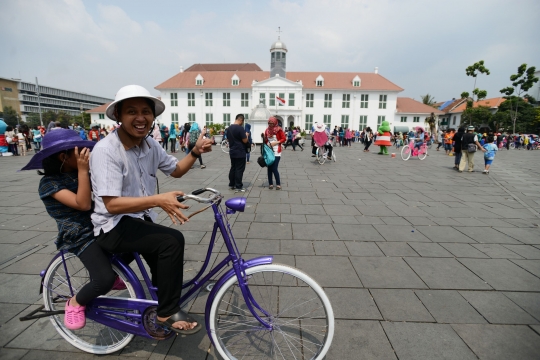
[1,141,540,360]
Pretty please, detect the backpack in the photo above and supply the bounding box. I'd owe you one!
[189,130,199,145]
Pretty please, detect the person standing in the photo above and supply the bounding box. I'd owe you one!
[264,117,286,190]
[452,127,465,170]
[483,136,498,174]
[160,125,168,151]
[32,126,43,152]
[245,123,253,163]
[345,128,352,147]
[168,122,177,153]
[226,114,249,192]
[458,126,486,173]
[187,123,205,169]
[363,127,373,152]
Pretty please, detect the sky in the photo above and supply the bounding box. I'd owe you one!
[1,0,539,103]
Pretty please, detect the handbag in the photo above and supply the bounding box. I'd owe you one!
[34,133,42,140]
[262,143,275,166]
[467,143,477,153]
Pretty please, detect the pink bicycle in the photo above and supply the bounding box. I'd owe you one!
[401,139,428,160]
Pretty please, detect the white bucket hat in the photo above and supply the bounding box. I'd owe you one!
[106,85,165,121]
[314,123,326,133]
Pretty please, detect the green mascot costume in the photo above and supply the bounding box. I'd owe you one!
[374,121,392,155]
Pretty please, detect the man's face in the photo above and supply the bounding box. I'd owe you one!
[117,98,153,141]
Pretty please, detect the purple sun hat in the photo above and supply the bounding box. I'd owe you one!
[20,129,96,171]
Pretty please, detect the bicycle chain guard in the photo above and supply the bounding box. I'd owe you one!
[143,306,174,340]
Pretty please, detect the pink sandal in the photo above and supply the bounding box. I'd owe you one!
[111,276,127,290]
[64,298,86,330]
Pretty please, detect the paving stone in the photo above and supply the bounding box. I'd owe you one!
[0,304,40,348]
[0,348,29,360]
[373,225,431,242]
[280,240,314,255]
[279,214,306,223]
[313,240,350,255]
[289,204,326,215]
[415,290,487,324]
[440,243,490,258]
[404,217,437,225]
[332,224,386,241]
[494,227,540,244]
[325,320,397,360]
[456,227,522,244]
[416,226,474,243]
[330,215,359,224]
[409,242,454,257]
[305,214,333,223]
[1,253,54,275]
[0,303,28,326]
[459,291,538,324]
[471,244,524,259]
[349,257,427,288]
[459,259,540,291]
[510,259,540,278]
[324,288,382,320]
[292,223,338,240]
[0,230,43,245]
[382,322,477,360]
[355,206,397,217]
[503,245,540,259]
[429,217,462,226]
[503,292,540,321]
[354,216,386,225]
[405,257,491,290]
[371,289,434,322]
[245,239,280,254]
[296,256,362,288]
[377,242,419,257]
[247,222,292,239]
[345,242,385,257]
[0,273,41,304]
[452,324,540,360]
[380,216,411,225]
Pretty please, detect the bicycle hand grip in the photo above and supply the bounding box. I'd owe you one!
[177,196,186,203]
[192,188,206,195]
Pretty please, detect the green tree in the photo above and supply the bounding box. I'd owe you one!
[2,106,21,127]
[498,97,536,133]
[420,94,436,106]
[462,106,492,129]
[500,64,539,133]
[72,112,91,129]
[461,60,490,124]
[25,113,43,128]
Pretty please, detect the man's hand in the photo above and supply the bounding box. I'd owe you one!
[194,130,213,155]
[157,191,190,225]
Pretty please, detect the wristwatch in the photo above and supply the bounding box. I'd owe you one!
[190,150,201,159]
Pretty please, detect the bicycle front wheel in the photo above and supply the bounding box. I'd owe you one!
[418,147,427,160]
[209,263,334,360]
[221,140,230,153]
[43,253,137,354]
[316,148,326,165]
[401,145,411,160]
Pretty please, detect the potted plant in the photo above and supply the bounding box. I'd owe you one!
[208,123,225,144]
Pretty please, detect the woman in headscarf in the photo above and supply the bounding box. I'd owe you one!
[263,117,286,190]
[187,122,205,169]
[168,123,177,153]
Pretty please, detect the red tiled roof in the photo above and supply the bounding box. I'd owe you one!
[396,98,444,114]
[86,102,110,113]
[451,97,506,113]
[185,63,263,72]
[155,71,403,91]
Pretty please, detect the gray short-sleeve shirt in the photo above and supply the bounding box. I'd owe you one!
[90,130,178,236]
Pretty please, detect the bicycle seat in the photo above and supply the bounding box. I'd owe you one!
[225,197,246,213]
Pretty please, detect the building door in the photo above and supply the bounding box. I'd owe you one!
[274,115,284,128]
[288,115,295,129]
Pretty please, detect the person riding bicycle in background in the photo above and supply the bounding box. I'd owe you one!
[313,123,333,160]
[414,127,425,150]
[20,129,125,331]
[90,85,213,335]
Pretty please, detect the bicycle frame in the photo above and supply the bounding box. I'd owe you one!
[41,196,275,341]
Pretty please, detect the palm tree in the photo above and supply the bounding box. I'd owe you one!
[420,94,436,106]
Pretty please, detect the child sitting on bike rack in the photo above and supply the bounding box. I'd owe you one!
[20,129,125,331]
[313,123,333,159]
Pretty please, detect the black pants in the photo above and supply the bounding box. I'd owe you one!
[293,138,303,150]
[169,138,176,152]
[267,156,281,186]
[162,139,168,151]
[229,157,246,189]
[76,242,117,305]
[364,140,372,151]
[97,217,185,317]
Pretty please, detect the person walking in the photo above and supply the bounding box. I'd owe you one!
[452,127,465,170]
[345,128,352,147]
[458,126,486,172]
[245,122,253,163]
[32,126,43,152]
[226,114,249,192]
[160,125,168,151]
[293,126,304,151]
[483,136,498,174]
[363,127,373,152]
[264,117,286,190]
[168,122,177,153]
[187,123,205,168]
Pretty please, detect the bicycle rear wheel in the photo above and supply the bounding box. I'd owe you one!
[221,140,230,153]
[401,146,411,160]
[209,263,334,360]
[42,253,137,354]
[316,148,326,165]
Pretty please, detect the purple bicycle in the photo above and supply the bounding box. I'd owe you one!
[33,188,335,359]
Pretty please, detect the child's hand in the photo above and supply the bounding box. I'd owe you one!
[75,146,90,173]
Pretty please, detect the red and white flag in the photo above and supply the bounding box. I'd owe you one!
[276,96,286,106]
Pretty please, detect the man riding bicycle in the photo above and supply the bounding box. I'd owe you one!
[313,123,333,160]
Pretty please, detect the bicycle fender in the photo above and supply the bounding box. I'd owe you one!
[204,256,273,343]
[111,257,146,299]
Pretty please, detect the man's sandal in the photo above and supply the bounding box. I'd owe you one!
[156,310,202,335]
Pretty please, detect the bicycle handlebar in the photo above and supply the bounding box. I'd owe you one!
[177,188,222,204]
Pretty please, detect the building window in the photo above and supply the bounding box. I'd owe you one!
[359,115,367,130]
[323,115,331,128]
[223,92,230,107]
[241,93,249,107]
[171,93,178,106]
[401,116,407,123]
[205,113,213,126]
[244,113,249,121]
[413,116,420,123]
[205,93,213,106]
[360,94,369,108]
[341,115,349,129]
[223,113,231,126]
[269,93,275,106]
[188,93,195,107]
[196,79,203,86]
[232,79,239,86]
[324,94,332,108]
[188,113,195,124]
[379,94,387,109]
[259,93,266,105]
[277,93,285,106]
[171,113,179,124]
[353,80,360,87]
[453,116,456,125]
[316,80,323,87]
[289,93,295,106]
[377,115,385,126]
[305,114,313,130]
[342,94,350,108]
[306,93,314,108]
